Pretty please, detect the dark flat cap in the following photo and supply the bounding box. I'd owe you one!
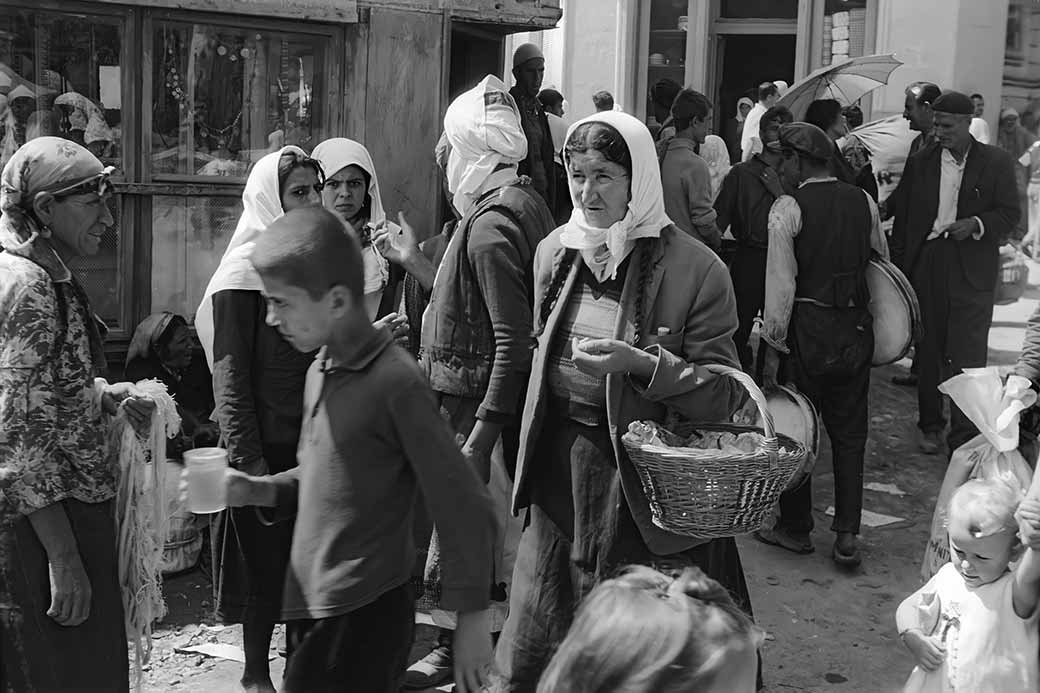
[932,90,974,116]
[776,122,833,161]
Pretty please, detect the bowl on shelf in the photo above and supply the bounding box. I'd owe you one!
[649,53,667,66]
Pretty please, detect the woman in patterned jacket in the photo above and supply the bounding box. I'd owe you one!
[0,137,154,691]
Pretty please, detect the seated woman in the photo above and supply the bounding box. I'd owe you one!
[311,138,393,320]
[494,111,756,692]
[124,311,216,458]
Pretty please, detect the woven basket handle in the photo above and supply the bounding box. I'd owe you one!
[704,363,780,467]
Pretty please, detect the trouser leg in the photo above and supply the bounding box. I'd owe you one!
[913,244,949,434]
[944,276,995,453]
[730,246,768,376]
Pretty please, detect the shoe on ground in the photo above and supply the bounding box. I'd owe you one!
[919,430,943,455]
[403,642,454,690]
[754,526,814,554]
[832,532,861,568]
[891,373,918,387]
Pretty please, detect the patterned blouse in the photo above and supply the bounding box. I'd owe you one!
[0,228,114,527]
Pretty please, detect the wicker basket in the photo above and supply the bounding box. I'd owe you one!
[623,365,807,539]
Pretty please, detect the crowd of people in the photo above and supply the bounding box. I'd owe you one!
[3,38,1040,693]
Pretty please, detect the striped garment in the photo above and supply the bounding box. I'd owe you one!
[546,267,624,421]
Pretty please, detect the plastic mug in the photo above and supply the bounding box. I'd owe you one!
[183,447,228,514]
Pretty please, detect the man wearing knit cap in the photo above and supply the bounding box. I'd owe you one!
[890,90,1019,457]
[660,88,721,249]
[759,122,889,568]
[509,43,556,213]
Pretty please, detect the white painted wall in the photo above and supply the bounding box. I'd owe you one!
[872,0,1007,128]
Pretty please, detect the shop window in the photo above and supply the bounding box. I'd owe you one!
[0,7,124,326]
[0,9,122,172]
[151,21,331,179]
[150,194,243,319]
[822,0,868,66]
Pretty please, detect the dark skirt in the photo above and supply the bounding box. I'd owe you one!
[493,415,755,692]
[211,443,296,624]
[0,499,129,693]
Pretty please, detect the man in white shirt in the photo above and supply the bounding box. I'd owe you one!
[740,82,781,162]
[969,92,990,145]
[889,91,1020,456]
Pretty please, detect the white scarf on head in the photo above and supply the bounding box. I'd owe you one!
[311,137,390,298]
[559,111,673,281]
[194,145,306,370]
[444,75,528,216]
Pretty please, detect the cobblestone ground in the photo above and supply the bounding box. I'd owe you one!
[139,267,1040,693]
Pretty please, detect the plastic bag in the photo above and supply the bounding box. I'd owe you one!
[920,368,1037,581]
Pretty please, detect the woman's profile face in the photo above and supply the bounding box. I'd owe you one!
[280,166,322,212]
[567,149,631,229]
[322,164,369,223]
[48,191,115,258]
[160,324,193,371]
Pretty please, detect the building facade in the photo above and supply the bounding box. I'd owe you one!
[0,0,560,360]
[511,0,1013,139]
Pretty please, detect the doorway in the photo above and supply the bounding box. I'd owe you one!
[714,34,796,161]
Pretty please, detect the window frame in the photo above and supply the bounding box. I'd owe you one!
[0,0,348,348]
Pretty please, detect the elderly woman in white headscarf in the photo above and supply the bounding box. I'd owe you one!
[195,145,324,693]
[403,74,556,690]
[492,111,757,691]
[311,138,392,319]
[0,137,154,691]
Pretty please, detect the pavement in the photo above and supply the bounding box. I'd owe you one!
[140,262,1040,693]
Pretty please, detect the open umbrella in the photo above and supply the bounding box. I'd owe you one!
[779,54,903,120]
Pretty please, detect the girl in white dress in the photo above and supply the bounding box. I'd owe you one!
[896,478,1040,692]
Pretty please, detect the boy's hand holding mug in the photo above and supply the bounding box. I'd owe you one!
[454,609,492,693]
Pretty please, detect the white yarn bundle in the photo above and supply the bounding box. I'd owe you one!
[107,379,181,689]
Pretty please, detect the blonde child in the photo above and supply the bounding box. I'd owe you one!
[537,566,763,693]
[896,478,1040,691]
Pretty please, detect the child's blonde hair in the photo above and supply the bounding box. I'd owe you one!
[948,477,1024,539]
[537,566,760,693]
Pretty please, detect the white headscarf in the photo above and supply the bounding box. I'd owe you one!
[559,111,673,281]
[700,135,731,201]
[444,75,528,215]
[311,138,391,298]
[194,145,307,369]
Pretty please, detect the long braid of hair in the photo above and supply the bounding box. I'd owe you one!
[534,249,577,337]
[631,236,659,345]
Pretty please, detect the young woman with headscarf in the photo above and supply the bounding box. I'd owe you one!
[401,74,555,690]
[195,145,324,693]
[492,112,756,692]
[311,138,392,320]
[0,137,155,691]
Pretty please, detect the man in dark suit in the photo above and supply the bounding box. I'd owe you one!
[890,91,1020,456]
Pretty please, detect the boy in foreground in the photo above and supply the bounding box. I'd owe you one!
[222,207,496,692]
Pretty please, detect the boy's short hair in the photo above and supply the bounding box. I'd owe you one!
[538,88,564,111]
[250,207,364,301]
[948,478,1023,538]
[592,90,615,111]
[758,82,780,102]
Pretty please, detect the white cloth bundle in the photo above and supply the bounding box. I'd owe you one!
[107,380,181,689]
